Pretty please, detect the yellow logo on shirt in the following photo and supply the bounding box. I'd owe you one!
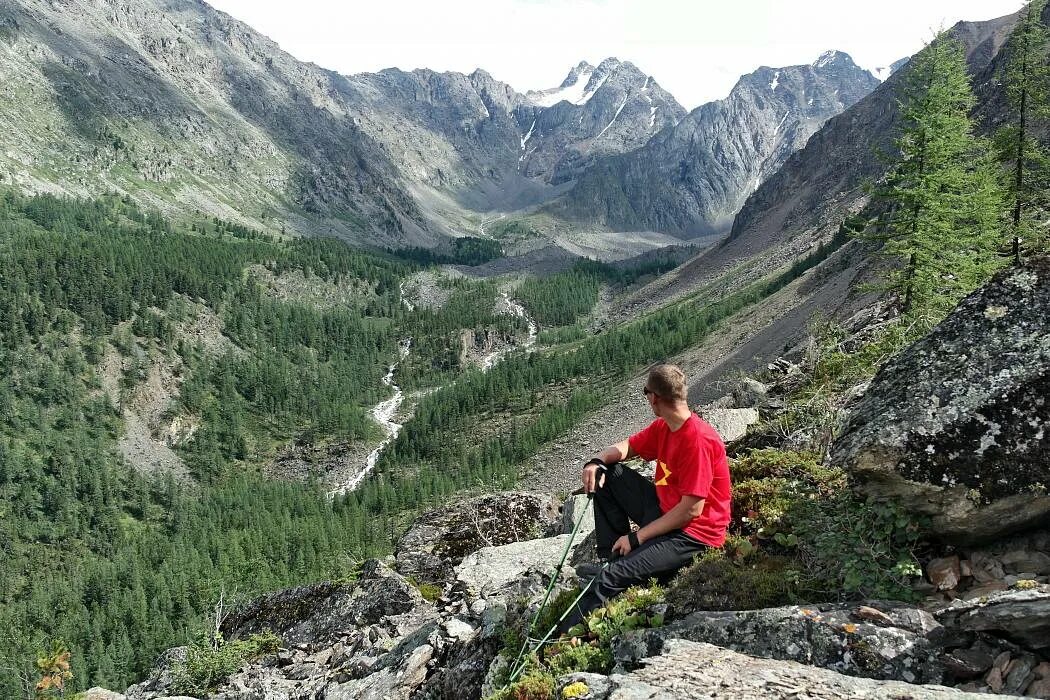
[655,461,671,486]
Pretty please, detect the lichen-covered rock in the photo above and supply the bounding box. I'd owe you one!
[586,640,996,699]
[829,260,1050,545]
[395,492,561,587]
[935,586,1050,650]
[220,560,430,649]
[614,603,946,685]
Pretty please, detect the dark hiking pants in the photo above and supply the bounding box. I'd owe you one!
[559,463,707,633]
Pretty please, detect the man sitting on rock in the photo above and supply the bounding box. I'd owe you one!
[561,363,731,632]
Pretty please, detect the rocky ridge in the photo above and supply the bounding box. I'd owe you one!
[550,51,880,236]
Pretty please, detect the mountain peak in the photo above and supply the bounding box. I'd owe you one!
[812,50,856,70]
[560,60,596,88]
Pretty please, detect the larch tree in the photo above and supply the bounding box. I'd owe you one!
[868,31,1003,322]
[995,0,1050,263]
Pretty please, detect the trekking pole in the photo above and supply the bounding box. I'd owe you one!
[507,559,610,684]
[507,492,594,682]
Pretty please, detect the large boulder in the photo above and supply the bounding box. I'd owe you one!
[829,261,1050,545]
[455,533,581,600]
[395,492,562,587]
[563,640,995,699]
[614,602,946,685]
[220,560,431,649]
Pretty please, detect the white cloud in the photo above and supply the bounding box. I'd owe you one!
[205,0,1024,109]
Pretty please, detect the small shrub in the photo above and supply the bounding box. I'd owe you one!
[487,666,557,700]
[170,631,281,695]
[796,493,923,600]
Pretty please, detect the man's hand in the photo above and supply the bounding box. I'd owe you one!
[612,534,634,556]
[582,462,606,493]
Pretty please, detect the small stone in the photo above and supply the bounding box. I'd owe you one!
[1027,678,1050,698]
[988,666,1005,692]
[943,643,997,679]
[82,690,125,700]
[443,617,475,642]
[853,605,895,627]
[1001,550,1050,575]
[994,651,1013,674]
[1005,656,1039,695]
[1035,662,1050,679]
[960,581,1008,600]
[308,648,333,666]
[284,661,318,681]
[927,555,962,591]
[960,559,973,578]
[969,552,1007,584]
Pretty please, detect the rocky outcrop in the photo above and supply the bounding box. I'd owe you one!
[561,640,996,699]
[830,261,1050,545]
[550,51,879,235]
[936,588,1050,651]
[614,603,947,685]
[219,560,432,648]
[109,489,1050,700]
[394,491,562,588]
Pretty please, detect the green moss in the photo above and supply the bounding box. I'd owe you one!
[667,547,811,613]
[487,666,557,700]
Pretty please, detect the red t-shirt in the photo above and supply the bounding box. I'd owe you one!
[628,414,731,547]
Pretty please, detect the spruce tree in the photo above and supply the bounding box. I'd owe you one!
[867,32,1003,322]
[995,0,1050,262]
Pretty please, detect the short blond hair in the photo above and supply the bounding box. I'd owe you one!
[647,364,688,402]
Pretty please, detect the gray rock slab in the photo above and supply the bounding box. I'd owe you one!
[590,640,1009,699]
[699,407,760,443]
[614,603,945,685]
[935,586,1050,650]
[395,492,562,587]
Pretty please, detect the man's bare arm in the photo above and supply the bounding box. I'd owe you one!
[632,495,703,547]
[582,439,635,493]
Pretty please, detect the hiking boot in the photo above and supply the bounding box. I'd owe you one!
[574,560,609,582]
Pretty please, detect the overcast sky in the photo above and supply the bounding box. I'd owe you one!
[206,0,1024,109]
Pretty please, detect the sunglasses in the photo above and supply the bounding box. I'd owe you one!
[642,387,655,397]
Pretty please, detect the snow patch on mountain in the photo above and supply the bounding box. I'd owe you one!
[529,66,609,107]
[770,70,780,91]
[596,93,632,139]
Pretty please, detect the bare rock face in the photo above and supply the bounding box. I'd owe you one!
[829,261,1050,545]
[551,51,880,236]
[394,491,562,588]
[562,640,996,699]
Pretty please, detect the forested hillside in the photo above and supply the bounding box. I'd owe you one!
[0,190,528,693]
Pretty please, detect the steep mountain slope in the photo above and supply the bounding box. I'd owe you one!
[0,0,434,245]
[613,11,1020,313]
[548,51,880,235]
[0,0,691,247]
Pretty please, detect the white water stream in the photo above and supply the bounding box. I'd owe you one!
[480,293,538,371]
[328,338,411,497]
[333,292,538,495]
